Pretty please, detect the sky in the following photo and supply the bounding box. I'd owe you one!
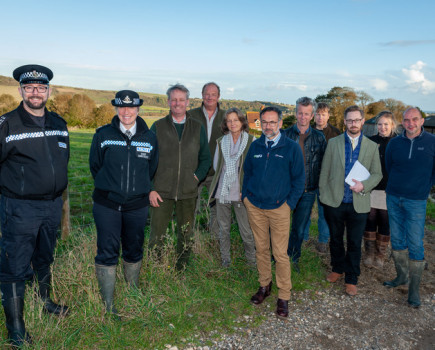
[1,0,435,111]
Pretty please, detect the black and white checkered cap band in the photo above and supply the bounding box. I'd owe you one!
[19,71,49,83]
[114,98,141,106]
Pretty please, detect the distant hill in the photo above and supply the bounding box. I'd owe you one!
[0,74,294,115]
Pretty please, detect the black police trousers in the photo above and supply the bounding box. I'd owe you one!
[93,202,149,266]
[0,196,63,282]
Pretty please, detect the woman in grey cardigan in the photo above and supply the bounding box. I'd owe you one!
[209,108,256,267]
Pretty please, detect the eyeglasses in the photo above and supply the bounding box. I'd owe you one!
[345,118,363,125]
[261,121,278,127]
[21,85,48,93]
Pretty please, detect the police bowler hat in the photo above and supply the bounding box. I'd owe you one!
[13,64,53,84]
[111,90,143,107]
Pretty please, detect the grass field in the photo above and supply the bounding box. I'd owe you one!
[0,129,326,349]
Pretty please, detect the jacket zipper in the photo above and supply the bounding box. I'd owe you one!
[408,139,414,159]
[42,127,56,195]
[173,122,184,201]
[20,165,25,194]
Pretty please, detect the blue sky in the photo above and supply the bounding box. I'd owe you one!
[1,0,435,110]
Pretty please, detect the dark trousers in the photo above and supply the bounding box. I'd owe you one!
[0,196,62,282]
[93,203,149,266]
[148,197,196,267]
[365,208,390,236]
[323,202,368,285]
[288,190,316,263]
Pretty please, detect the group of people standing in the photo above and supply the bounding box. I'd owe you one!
[0,64,433,346]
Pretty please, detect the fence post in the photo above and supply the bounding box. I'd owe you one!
[61,187,71,239]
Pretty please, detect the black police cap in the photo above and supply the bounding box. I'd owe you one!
[13,64,53,84]
[111,90,143,107]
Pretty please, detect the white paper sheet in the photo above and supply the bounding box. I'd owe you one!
[345,160,370,186]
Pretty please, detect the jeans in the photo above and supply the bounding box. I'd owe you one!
[323,202,368,285]
[288,191,316,263]
[303,189,330,243]
[386,194,426,260]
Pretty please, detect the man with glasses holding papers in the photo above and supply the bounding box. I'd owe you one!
[319,105,382,296]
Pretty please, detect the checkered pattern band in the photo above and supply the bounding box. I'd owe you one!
[131,141,153,150]
[5,130,68,143]
[100,140,127,148]
[19,71,49,82]
[114,97,141,106]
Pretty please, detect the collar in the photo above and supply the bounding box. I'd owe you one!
[264,131,281,147]
[402,127,425,140]
[295,124,311,135]
[120,121,137,136]
[172,115,186,124]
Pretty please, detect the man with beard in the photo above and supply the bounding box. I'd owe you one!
[0,64,69,346]
[242,106,305,319]
[319,105,381,296]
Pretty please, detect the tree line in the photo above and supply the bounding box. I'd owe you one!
[0,86,419,129]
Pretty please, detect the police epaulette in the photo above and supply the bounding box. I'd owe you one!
[49,111,67,124]
[96,124,111,132]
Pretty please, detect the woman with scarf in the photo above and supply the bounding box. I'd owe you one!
[363,111,397,268]
[209,108,256,268]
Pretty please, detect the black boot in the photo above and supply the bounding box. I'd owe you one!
[383,250,409,288]
[35,267,69,316]
[95,264,119,317]
[408,260,425,308]
[1,282,32,347]
[123,260,142,288]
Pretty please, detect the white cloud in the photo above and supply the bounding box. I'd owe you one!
[402,61,435,94]
[226,87,235,93]
[371,78,388,91]
[276,82,308,91]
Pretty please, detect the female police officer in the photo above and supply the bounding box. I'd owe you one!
[89,90,158,315]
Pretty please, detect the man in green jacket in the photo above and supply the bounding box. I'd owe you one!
[319,105,381,296]
[148,84,211,271]
[189,82,225,236]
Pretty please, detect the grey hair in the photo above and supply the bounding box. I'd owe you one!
[166,83,190,100]
[202,82,220,96]
[296,97,317,115]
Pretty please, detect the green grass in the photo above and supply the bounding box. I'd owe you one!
[0,130,328,349]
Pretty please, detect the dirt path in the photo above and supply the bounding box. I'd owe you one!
[198,224,435,350]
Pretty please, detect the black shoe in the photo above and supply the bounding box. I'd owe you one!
[43,298,69,316]
[276,298,289,319]
[250,281,272,305]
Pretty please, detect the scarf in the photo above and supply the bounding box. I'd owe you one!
[219,131,249,203]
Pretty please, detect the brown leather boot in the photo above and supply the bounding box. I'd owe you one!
[363,231,376,267]
[374,234,390,268]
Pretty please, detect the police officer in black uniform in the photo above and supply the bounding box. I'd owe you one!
[89,90,158,316]
[0,64,69,346]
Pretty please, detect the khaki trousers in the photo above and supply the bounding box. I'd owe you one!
[244,198,292,300]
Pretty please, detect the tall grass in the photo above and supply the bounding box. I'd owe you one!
[0,130,327,349]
